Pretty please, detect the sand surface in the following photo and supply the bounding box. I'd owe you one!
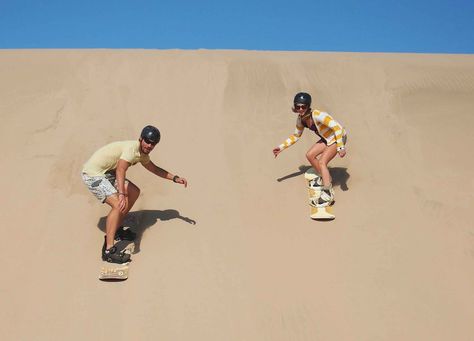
[1,50,473,340]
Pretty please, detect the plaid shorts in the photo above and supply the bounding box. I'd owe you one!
[81,171,129,203]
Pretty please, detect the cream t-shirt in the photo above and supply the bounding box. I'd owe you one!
[82,140,150,176]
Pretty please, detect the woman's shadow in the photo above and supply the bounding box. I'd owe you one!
[97,209,196,254]
[277,165,350,191]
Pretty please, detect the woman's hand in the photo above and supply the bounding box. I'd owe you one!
[273,147,281,158]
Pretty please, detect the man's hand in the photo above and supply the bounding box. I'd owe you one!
[273,147,281,158]
[174,176,188,188]
[118,193,128,212]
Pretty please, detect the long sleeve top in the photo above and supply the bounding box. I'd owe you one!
[278,109,346,152]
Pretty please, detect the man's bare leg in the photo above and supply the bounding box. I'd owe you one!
[121,182,140,217]
[104,195,123,249]
[116,181,141,228]
[103,181,141,249]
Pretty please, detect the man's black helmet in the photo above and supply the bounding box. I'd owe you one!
[140,125,161,144]
[293,92,312,106]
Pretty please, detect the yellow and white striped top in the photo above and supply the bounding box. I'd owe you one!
[278,109,346,151]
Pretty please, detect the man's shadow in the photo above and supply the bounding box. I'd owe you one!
[277,165,350,191]
[97,209,196,253]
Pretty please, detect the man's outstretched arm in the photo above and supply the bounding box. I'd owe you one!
[142,161,188,187]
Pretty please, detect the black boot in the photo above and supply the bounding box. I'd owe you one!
[102,237,131,264]
[114,226,137,242]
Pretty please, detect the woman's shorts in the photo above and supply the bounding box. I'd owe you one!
[317,134,348,147]
[82,171,129,203]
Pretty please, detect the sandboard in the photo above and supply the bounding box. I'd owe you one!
[99,262,130,281]
[305,168,335,221]
[309,205,335,220]
[99,239,135,281]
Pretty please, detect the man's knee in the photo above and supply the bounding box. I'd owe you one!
[105,195,121,210]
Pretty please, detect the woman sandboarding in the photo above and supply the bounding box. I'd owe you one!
[273,92,347,207]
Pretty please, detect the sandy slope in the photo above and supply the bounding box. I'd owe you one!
[1,50,473,341]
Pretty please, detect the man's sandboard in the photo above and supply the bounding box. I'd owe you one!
[99,239,135,281]
[305,168,335,221]
[99,262,130,281]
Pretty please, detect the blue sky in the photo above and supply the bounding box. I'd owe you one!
[0,0,473,53]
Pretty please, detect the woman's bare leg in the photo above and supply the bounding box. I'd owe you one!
[318,143,338,187]
[306,141,327,176]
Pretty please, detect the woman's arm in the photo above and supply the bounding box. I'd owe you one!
[313,111,346,153]
[273,117,304,157]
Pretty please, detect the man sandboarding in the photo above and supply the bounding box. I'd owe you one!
[81,125,187,279]
[273,92,347,220]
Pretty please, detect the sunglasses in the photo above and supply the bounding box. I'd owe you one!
[143,138,157,146]
[295,104,308,110]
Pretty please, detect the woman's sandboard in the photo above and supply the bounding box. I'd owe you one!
[304,167,319,181]
[310,205,335,220]
[305,168,335,221]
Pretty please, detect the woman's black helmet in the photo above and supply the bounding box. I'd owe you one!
[140,125,161,144]
[293,92,312,106]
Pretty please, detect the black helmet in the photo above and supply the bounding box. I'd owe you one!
[293,92,312,106]
[140,125,161,144]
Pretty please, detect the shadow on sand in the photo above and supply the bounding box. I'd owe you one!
[277,165,350,191]
[97,209,196,253]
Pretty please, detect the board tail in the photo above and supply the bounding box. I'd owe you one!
[310,206,335,220]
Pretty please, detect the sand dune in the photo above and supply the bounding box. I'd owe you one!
[1,50,473,340]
